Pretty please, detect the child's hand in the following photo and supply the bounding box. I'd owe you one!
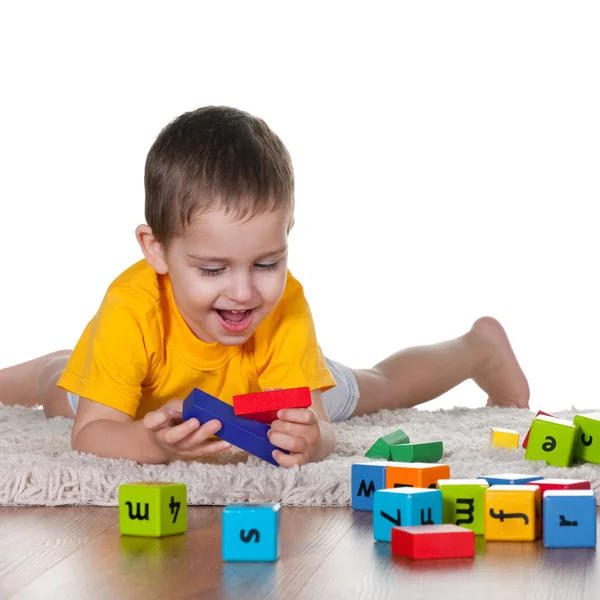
[267,408,321,467]
[143,399,232,461]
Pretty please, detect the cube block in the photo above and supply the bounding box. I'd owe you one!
[573,413,600,464]
[232,387,311,424]
[365,428,410,459]
[222,503,281,561]
[119,482,187,537]
[391,524,475,560]
[522,410,557,448]
[477,473,543,486]
[489,427,519,450]
[525,478,591,495]
[543,490,597,548]
[351,462,389,511]
[374,488,442,542]
[484,485,541,541]
[386,462,450,490]
[389,441,443,463]
[524,416,579,467]
[437,478,489,535]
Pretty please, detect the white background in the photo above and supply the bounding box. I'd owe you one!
[1,2,598,412]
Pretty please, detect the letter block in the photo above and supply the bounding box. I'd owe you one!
[573,413,600,464]
[389,441,444,463]
[232,387,311,424]
[391,524,475,560]
[351,462,389,511]
[183,388,288,466]
[478,473,543,486]
[543,490,597,548]
[524,416,579,467]
[489,427,519,450]
[373,488,442,542]
[222,503,281,561]
[385,462,450,490]
[437,478,489,535]
[522,410,557,448]
[119,482,187,537]
[484,485,541,541]
[365,428,410,459]
[525,478,591,495]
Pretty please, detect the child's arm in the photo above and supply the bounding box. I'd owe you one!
[71,398,231,464]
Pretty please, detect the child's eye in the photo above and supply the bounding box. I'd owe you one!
[199,268,224,277]
[255,261,281,272]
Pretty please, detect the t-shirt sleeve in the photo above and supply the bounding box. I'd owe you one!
[57,290,154,417]
[253,277,336,393]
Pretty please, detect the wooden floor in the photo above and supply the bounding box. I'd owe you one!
[0,506,598,600]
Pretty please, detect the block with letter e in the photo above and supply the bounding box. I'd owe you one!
[484,485,541,541]
[351,462,390,511]
[119,482,187,537]
[437,478,489,535]
[543,490,597,548]
[524,416,579,467]
[573,413,600,464]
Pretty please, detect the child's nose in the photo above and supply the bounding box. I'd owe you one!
[226,274,254,304]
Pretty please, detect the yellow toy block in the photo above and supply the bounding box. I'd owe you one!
[385,462,450,490]
[484,485,541,541]
[489,428,520,450]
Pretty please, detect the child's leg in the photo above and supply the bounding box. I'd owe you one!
[350,316,529,416]
[0,350,74,417]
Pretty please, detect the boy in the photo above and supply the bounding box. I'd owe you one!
[0,106,530,467]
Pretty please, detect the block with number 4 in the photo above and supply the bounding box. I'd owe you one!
[391,524,475,560]
[437,479,489,535]
[119,482,187,537]
[484,485,541,541]
[524,416,579,467]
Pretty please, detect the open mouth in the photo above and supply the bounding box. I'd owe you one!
[214,308,255,333]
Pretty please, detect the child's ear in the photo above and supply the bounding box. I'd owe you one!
[135,224,169,274]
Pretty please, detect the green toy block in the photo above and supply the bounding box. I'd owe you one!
[119,482,188,537]
[524,416,579,467]
[389,441,443,463]
[365,428,410,459]
[574,413,600,464]
[437,478,489,535]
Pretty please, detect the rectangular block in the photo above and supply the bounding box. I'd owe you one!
[183,388,288,466]
[386,463,450,490]
[523,410,557,448]
[391,524,475,560]
[389,441,443,463]
[573,413,600,464]
[478,473,543,486]
[525,478,591,494]
[543,490,597,548]
[484,485,541,541]
[489,427,519,450]
[351,462,389,511]
[232,387,311,424]
[524,416,579,467]
[365,428,410,459]
[437,478,489,535]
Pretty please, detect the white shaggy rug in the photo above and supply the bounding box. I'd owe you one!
[1,403,599,507]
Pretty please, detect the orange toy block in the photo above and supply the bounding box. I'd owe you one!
[232,387,311,424]
[386,463,450,490]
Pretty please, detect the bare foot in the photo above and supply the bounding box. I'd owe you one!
[468,316,530,409]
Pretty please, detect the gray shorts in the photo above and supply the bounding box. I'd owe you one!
[66,357,359,422]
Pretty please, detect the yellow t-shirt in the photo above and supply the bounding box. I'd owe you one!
[57,260,335,419]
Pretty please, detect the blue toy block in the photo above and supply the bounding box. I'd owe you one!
[182,388,288,466]
[222,503,281,561]
[543,490,597,548]
[478,473,544,486]
[373,488,442,542]
[352,462,389,511]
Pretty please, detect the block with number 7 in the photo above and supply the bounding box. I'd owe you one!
[524,416,579,467]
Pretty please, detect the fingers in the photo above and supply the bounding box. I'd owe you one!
[272,449,308,467]
[268,429,308,454]
[143,407,175,432]
[276,408,317,425]
[157,418,222,446]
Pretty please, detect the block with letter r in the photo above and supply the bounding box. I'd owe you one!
[119,482,187,537]
[437,478,489,535]
[222,503,281,561]
[373,488,442,542]
[524,416,579,467]
[543,490,597,548]
[484,485,541,541]
[351,462,390,511]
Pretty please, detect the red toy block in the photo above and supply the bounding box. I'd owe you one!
[233,387,312,423]
[522,410,557,448]
[391,524,475,560]
[525,478,591,494]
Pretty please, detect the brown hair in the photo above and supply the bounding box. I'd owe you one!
[144,106,295,248]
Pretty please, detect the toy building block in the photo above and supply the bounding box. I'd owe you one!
[391,524,475,560]
[232,387,311,424]
[182,388,287,466]
[386,463,450,490]
[484,485,541,541]
[389,441,443,463]
[478,473,543,486]
[489,427,520,450]
[365,428,410,459]
[119,482,187,537]
[524,416,579,467]
[525,478,591,495]
[351,462,390,511]
[543,490,597,548]
[222,503,281,561]
[437,478,489,535]
[373,488,442,542]
[522,410,557,448]
[573,413,600,464]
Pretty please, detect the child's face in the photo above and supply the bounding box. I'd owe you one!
[164,207,290,346]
